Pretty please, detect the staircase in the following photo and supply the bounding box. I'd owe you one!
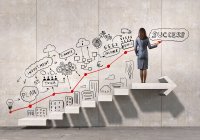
[18,76,176,127]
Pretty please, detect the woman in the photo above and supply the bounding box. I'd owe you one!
[135,28,161,83]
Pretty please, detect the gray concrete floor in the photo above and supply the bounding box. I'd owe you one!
[0,127,200,140]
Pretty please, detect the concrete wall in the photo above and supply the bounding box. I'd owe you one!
[0,0,199,127]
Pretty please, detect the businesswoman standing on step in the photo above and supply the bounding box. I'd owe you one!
[135,28,161,83]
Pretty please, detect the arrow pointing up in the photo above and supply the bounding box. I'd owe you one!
[132,76,177,96]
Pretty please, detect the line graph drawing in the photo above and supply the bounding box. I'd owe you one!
[8,28,136,114]
[9,49,133,114]
[5,27,185,123]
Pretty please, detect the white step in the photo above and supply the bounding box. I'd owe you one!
[48,112,64,120]
[65,105,80,114]
[132,83,171,89]
[131,76,176,96]
[114,88,129,95]
[18,117,47,126]
[81,100,96,108]
[98,94,112,101]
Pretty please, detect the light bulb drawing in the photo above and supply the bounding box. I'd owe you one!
[6,99,14,111]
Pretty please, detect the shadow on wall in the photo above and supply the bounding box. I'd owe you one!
[98,95,138,126]
[50,94,138,127]
[52,108,102,127]
[36,90,184,128]
[162,91,185,118]
[131,89,185,118]
[53,114,71,127]
[114,95,138,119]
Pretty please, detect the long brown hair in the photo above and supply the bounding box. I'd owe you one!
[138,28,147,40]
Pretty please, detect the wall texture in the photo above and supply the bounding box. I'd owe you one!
[0,0,199,127]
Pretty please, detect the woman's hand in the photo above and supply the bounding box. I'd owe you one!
[155,40,162,45]
[157,40,162,44]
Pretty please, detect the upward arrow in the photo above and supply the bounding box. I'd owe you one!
[132,76,177,96]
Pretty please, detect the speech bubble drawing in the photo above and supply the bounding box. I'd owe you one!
[20,86,39,103]
[103,47,120,58]
[59,48,75,60]
[149,28,189,42]
[25,57,53,78]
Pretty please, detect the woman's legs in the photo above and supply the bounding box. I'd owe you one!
[140,69,147,83]
[143,69,147,83]
[140,70,143,83]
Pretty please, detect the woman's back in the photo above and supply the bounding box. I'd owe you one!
[136,37,149,51]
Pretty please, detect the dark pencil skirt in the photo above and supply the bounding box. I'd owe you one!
[137,57,148,70]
